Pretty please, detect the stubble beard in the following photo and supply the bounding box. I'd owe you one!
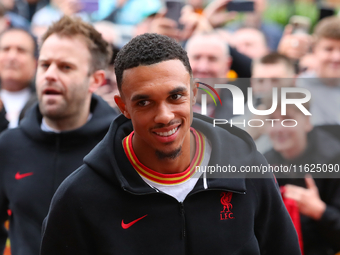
[155,146,182,160]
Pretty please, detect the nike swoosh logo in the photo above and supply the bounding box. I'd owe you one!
[121,214,147,229]
[15,172,33,180]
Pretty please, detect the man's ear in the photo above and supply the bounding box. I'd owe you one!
[89,70,106,93]
[114,95,131,119]
[192,79,198,105]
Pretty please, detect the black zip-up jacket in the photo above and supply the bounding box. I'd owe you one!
[265,128,340,255]
[40,113,301,255]
[0,95,117,255]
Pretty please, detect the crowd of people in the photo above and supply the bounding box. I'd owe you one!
[0,0,339,255]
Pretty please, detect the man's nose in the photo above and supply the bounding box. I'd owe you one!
[6,48,19,60]
[154,103,175,124]
[195,58,210,72]
[44,64,58,82]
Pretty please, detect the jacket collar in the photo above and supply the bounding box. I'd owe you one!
[87,113,253,196]
[20,94,117,146]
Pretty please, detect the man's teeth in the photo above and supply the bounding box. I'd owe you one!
[156,127,178,137]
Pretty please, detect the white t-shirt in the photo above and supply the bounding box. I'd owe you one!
[0,88,31,128]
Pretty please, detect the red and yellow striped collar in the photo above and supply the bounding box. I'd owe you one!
[123,127,205,185]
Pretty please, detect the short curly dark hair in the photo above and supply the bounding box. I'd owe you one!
[114,33,192,91]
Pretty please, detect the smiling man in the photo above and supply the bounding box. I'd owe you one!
[297,16,340,125]
[41,33,301,255]
[0,16,117,255]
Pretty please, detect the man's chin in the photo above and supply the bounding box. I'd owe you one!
[155,146,182,160]
[39,106,65,120]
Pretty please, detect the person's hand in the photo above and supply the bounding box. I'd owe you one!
[94,85,119,110]
[149,13,182,41]
[0,98,3,111]
[284,175,326,220]
[203,0,237,28]
[179,5,212,40]
[278,25,312,60]
[149,6,210,42]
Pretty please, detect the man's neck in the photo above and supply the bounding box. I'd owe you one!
[43,110,91,132]
[132,130,196,174]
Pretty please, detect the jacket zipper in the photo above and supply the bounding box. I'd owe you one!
[52,135,60,191]
[180,202,186,239]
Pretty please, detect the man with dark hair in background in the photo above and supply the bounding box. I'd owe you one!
[0,28,38,130]
[41,33,300,255]
[0,16,117,255]
[232,52,296,154]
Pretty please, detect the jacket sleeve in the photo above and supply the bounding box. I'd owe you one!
[40,171,95,255]
[250,176,302,255]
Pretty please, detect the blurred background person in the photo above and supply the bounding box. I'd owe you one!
[93,21,120,112]
[186,32,237,120]
[230,27,270,59]
[137,4,253,78]
[0,2,30,31]
[3,0,48,23]
[204,0,283,50]
[232,52,296,154]
[264,94,340,255]
[31,0,91,42]
[0,28,38,129]
[296,16,340,126]
[101,0,161,25]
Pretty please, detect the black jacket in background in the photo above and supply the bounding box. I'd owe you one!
[0,107,8,133]
[229,46,252,79]
[0,94,117,255]
[41,113,301,255]
[265,128,340,255]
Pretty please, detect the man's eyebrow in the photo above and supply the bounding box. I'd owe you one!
[169,86,188,95]
[131,94,150,102]
[131,86,188,102]
[38,59,76,66]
